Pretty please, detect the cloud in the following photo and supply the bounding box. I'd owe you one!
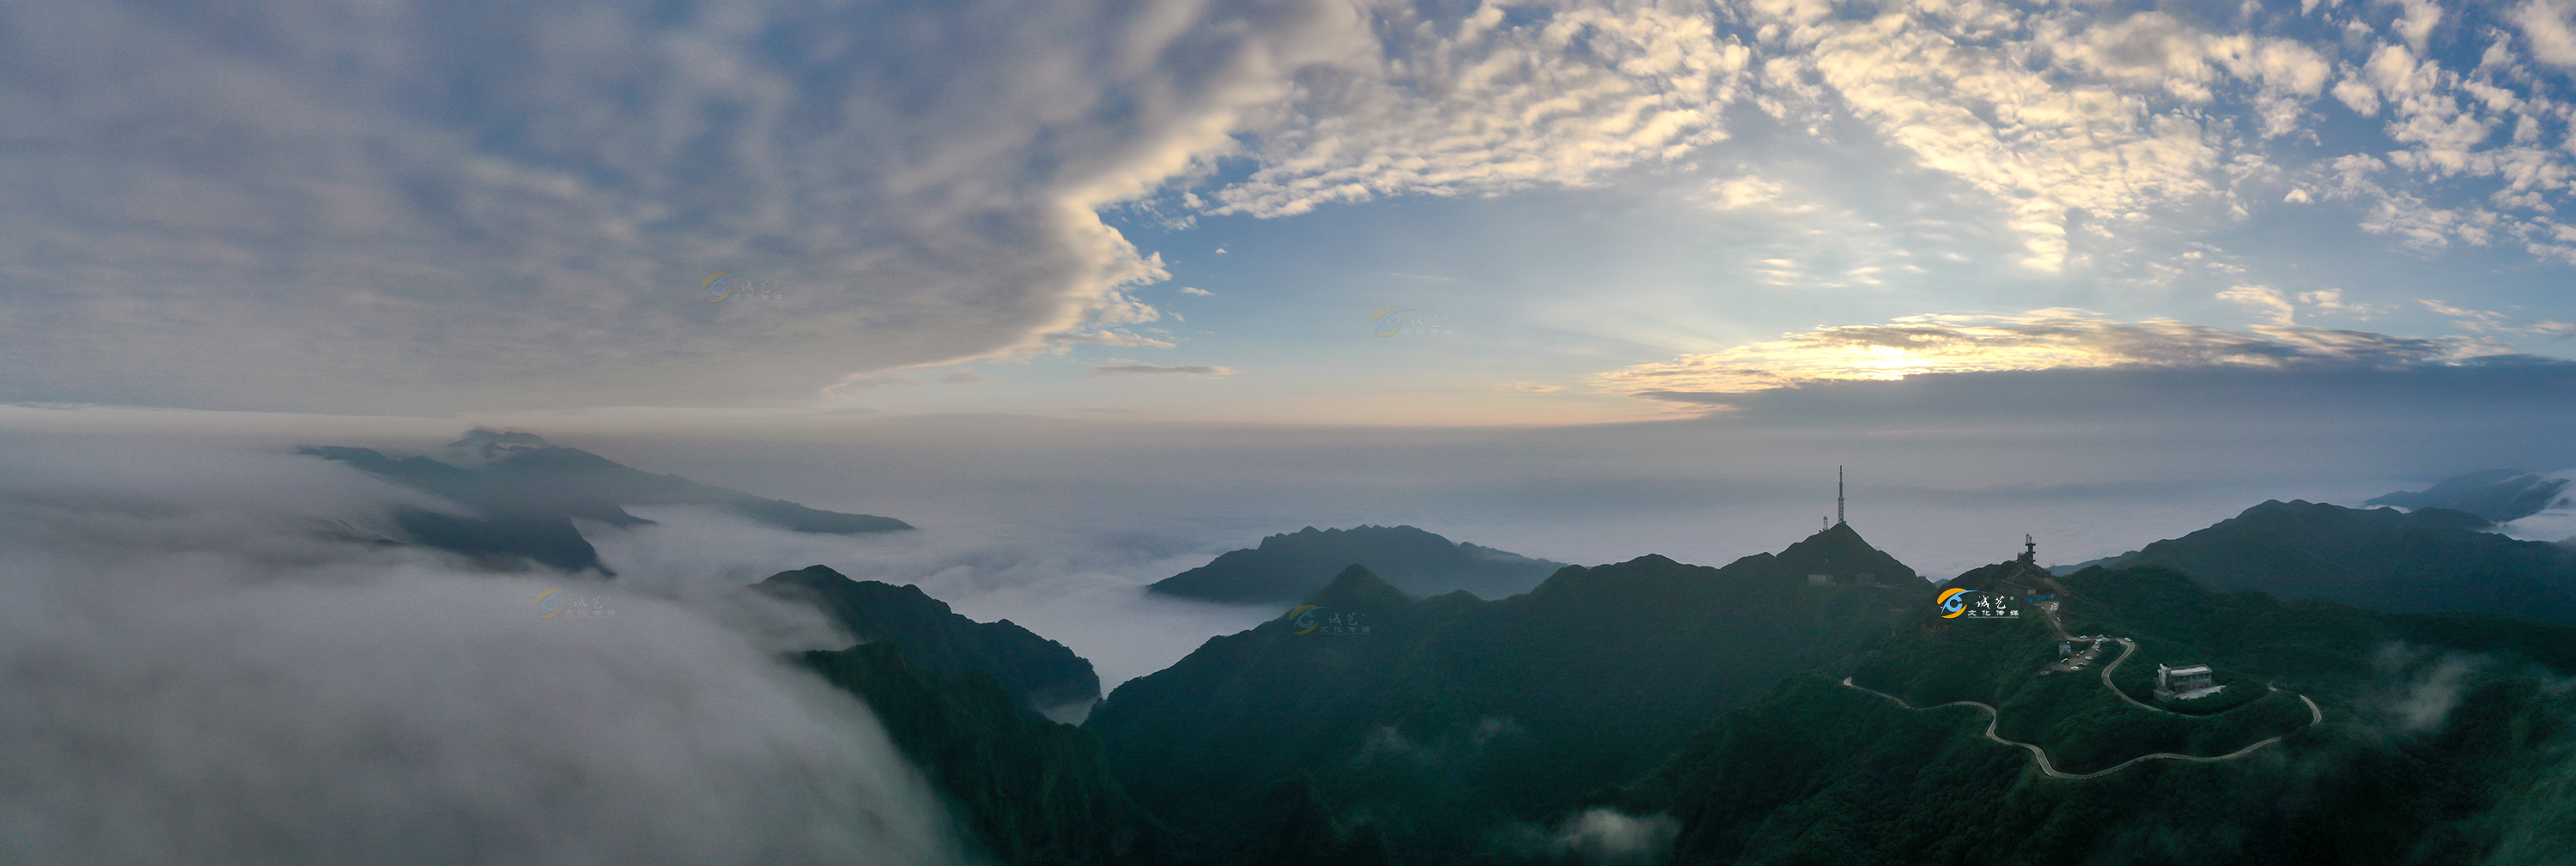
[1205,3,1752,217]
[1591,310,2490,400]
[1498,808,1678,866]
[938,371,998,385]
[1084,364,1239,378]
[0,436,962,864]
[2516,0,2576,66]
[1703,176,1813,212]
[1504,383,1565,393]
[2421,299,2576,336]
[1179,287,1215,296]
[2217,284,2298,325]
[0,0,1367,413]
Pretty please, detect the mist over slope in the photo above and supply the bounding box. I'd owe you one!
[0,437,964,865]
[295,429,915,575]
[760,564,1103,716]
[2367,469,2575,524]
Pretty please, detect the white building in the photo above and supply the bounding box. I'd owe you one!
[2154,663,2220,700]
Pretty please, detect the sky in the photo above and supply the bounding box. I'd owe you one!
[10,1,2576,860]
[8,0,2576,423]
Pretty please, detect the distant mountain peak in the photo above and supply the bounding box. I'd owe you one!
[1772,521,1918,584]
[1303,564,1413,609]
[1150,524,1564,604]
[438,429,553,468]
[756,566,1097,713]
[2367,469,2573,524]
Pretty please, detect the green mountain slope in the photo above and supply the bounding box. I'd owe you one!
[1607,563,2576,866]
[762,565,1100,714]
[1145,524,1565,604]
[2110,500,2576,625]
[799,643,1176,866]
[1087,524,1932,863]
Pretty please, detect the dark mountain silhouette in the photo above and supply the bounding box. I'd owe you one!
[760,565,1100,715]
[798,643,1177,866]
[2367,468,2573,524]
[1085,523,1931,863]
[1605,562,2576,866]
[1145,524,1564,604]
[2075,500,2576,625]
[1772,520,1921,584]
[299,430,911,573]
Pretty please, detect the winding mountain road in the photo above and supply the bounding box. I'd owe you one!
[1839,676,2321,779]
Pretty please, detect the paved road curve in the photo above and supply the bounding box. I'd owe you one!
[1838,676,2323,780]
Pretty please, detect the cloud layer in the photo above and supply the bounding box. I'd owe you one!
[0,0,1364,412]
[1591,309,2500,401]
[0,438,962,863]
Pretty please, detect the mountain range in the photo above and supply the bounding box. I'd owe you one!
[1145,524,1567,604]
[830,501,2576,864]
[2047,500,2576,626]
[757,565,1101,717]
[301,430,911,574]
[1604,560,2576,865]
[1088,522,1933,862]
[2366,468,2575,524]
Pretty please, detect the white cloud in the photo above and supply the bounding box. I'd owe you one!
[0,439,963,864]
[1591,309,2488,399]
[1179,287,1215,296]
[0,0,1369,413]
[1704,175,1815,211]
[2516,0,2576,65]
[1084,364,1239,378]
[1205,3,1753,217]
[2218,284,2298,324]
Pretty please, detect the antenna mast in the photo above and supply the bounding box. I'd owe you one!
[1837,466,1845,526]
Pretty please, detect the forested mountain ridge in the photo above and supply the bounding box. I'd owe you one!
[1145,524,1565,604]
[1088,524,1933,863]
[2096,500,2576,625]
[761,565,1101,716]
[1595,561,2576,866]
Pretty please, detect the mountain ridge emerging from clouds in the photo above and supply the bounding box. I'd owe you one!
[299,430,913,574]
[2367,468,2575,524]
[797,642,1176,866]
[1087,524,1933,862]
[2068,500,2576,626]
[758,565,1101,716]
[1145,524,1566,604]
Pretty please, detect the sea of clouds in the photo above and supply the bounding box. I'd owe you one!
[0,434,963,865]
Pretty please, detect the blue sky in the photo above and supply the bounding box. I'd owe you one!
[8,0,2576,426]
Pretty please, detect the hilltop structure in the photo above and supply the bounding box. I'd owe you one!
[2154,663,2219,701]
[1799,468,1908,586]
